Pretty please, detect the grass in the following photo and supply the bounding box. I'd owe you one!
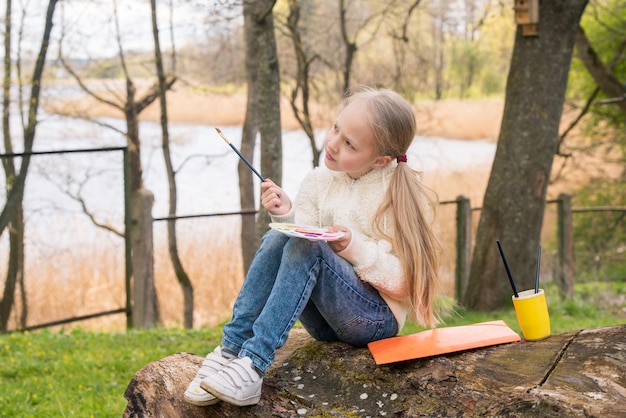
[0,99,621,414]
[1,281,623,417]
[402,280,625,335]
[0,327,223,417]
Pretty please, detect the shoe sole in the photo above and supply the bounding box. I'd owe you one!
[183,393,221,407]
[200,380,261,407]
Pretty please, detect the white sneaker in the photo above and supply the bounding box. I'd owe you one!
[183,346,233,406]
[200,356,263,406]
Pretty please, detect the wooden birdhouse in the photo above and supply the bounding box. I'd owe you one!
[514,0,539,36]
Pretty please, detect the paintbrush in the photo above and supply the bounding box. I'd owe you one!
[496,240,519,298]
[215,128,265,182]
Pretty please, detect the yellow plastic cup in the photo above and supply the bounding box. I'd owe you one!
[512,289,550,341]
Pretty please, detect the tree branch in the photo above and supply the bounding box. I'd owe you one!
[575,27,626,113]
[58,55,125,111]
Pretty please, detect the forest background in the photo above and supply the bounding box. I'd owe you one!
[0,0,624,333]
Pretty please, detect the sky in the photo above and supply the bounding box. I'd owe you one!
[5,0,234,60]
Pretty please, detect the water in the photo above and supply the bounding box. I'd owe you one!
[2,115,496,259]
[1,115,497,329]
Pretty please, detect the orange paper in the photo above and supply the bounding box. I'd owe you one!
[368,320,521,365]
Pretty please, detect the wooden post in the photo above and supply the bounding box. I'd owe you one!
[556,193,574,299]
[131,188,156,328]
[455,195,472,301]
[123,148,133,328]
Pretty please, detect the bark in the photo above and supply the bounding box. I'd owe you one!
[285,0,321,168]
[240,1,261,273]
[150,0,192,328]
[0,0,58,236]
[464,0,589,310]
[245,0,282,242]
[0,0,19,332]
[391,0,423,93]
[339,0,357,92]
[0,0,58,330]
[575,27,626,114]
[123,325,626,417]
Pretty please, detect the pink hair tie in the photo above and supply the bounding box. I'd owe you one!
[397,154,407,163]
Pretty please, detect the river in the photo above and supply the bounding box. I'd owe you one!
[1,114,496,269]
[1,114,497,328]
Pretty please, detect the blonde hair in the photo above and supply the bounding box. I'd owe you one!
[345,86,441,328]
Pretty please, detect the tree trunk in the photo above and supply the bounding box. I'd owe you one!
[240,2,261,273]
[339,0,356,93]
[464,0,588,310]
[286,0,321,168]
[0,206,24,331]
[123,325,626,417]
[124,80,143,195]
[150,0,192,328]
[246,0,282,242]
[59,7,176,326]
[1,0,17,332]
[0,0,58,330]
[0,0,58,236]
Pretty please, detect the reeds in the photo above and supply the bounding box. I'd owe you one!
[4,218,243,331]
[2,166,560,332]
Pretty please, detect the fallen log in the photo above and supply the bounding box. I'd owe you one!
[123,324,626,417]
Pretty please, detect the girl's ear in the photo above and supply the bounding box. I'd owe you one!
[372,155,392,168]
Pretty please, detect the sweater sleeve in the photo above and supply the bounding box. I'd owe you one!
[269,168,322,225]
[337,229,408,301]
[269,207,295,224]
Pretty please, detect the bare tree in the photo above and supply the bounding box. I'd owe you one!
[58,0,175,327]
[150,0,193,328]
[241,0,282,243]
[464,0,589,310]
[283,0,322,167]
[1,0,25,331]
[430,0,450,99]
[240,1,261,272]
[389,0,423,94]
[338,0,396,92]
[0,0,60,331]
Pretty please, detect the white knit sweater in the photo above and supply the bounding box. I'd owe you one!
[270,163,409,331]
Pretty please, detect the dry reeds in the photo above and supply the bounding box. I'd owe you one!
[3,217,244,332]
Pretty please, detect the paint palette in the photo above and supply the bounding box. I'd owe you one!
[269,223,344,241]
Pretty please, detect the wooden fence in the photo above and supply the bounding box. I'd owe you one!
[0,146,131,332]
[2,149,622,331]
[128,190,625,328]
[449,193,626,302]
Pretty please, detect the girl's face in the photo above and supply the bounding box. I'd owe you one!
[323,99,391,179]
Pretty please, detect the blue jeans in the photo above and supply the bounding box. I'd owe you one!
[221,230,398,373]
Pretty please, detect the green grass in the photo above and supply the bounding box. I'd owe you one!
[0,327,222,417]
[402,281,625,335]
[0,281,623,417]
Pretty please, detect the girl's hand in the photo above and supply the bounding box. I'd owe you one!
[261,179,292,215]
[326,225,352,253]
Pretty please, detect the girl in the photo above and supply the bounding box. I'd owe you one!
[184,86,440,407]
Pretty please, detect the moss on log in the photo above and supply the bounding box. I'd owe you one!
[123,325,626,417]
